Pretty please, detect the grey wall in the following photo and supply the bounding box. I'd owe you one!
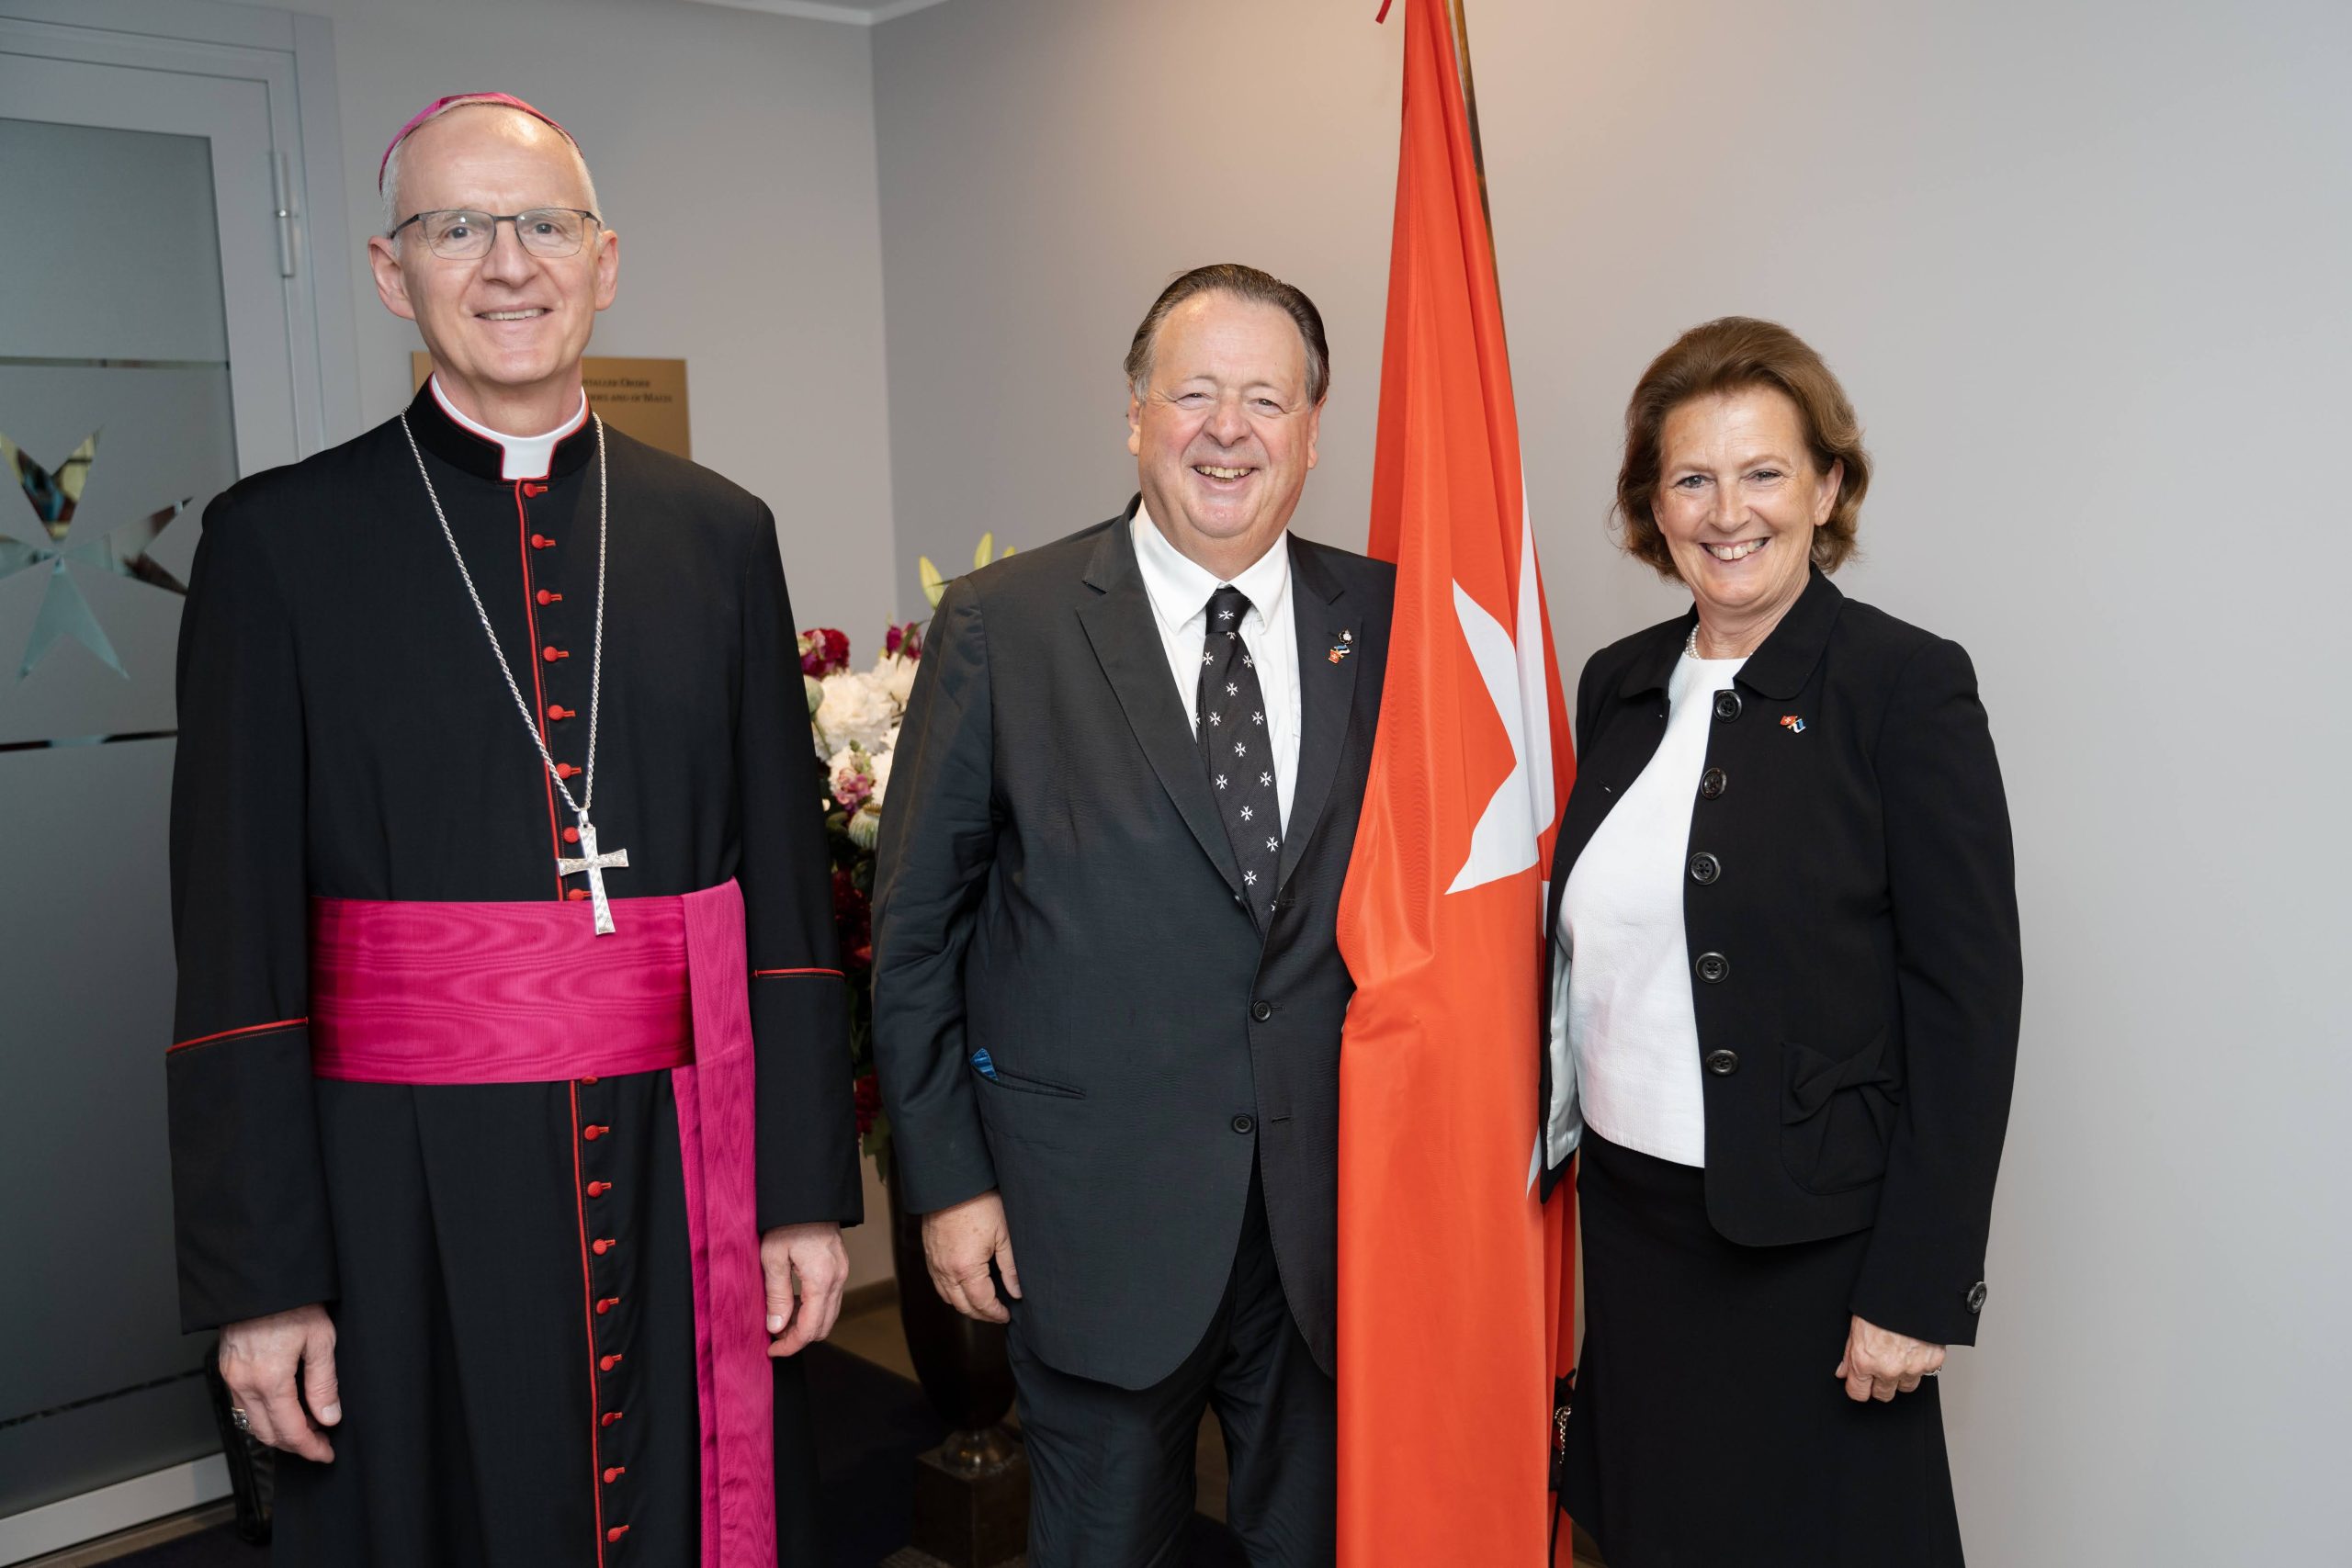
[305,0,902,641]
[872,0,2352,1561]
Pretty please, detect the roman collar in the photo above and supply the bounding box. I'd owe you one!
[1617,565,1847,701]
[404,377,596,484]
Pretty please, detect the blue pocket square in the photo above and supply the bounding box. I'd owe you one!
[970,1048,998,1079]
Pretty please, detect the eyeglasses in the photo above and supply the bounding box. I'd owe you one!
[387,208,603,260]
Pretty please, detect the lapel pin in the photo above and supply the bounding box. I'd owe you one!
[1780,715,1806,733]
[1329,636,1352,663]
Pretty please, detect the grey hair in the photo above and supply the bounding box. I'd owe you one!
[1125,264,1330,406]
[381,104,603,236]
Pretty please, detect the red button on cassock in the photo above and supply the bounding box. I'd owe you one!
[606,1526,629,1543]
[537,589,562,605]
[601,1409,624,1427]
[531,534,554,549]
[542,646,568,662]
[523,482,549,498]
[555,762,580,779]
[600,1354,623,1371]
[603,1465,627,1483]
[568,889,589,902]
[548,705,575,722]
[580,1074,598,1085]
[596,1297,620,1315]
[583,1124,609,1141]
[594,1238,616,1256]
[587,1180,612,1197]
[563,827,582,843]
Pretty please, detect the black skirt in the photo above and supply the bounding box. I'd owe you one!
[1562,1131,1964,1568]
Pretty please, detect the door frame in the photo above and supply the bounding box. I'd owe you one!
[0,6,352,1556]
[0,0,359,457]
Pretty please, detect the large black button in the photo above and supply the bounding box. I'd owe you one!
[1699,768,1727,800]
[1231,1114,1256,1135]
[1694,951,1730,984]
[1689,852,1722,885]
[1250,1000,1273,1022]
[1966,1280,1989,1314]
[1703,1049,1740,1076]
[1713,690,1743,722]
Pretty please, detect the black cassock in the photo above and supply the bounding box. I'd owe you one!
[166,384,858,1566]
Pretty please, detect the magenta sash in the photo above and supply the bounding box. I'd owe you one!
[311,881,775,1568]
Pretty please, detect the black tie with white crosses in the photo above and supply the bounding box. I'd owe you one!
[1198,584,1282,931]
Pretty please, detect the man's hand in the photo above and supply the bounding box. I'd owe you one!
[921,1190,1021,1325]
[218,1303,340,1462]
[762,1222,848,1358]
[1837,1314,1947,1402]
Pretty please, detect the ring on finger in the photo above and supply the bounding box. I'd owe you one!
[230,1407,253,1434]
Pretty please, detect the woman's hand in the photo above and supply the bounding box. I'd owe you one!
[1837,1314,1946,1402]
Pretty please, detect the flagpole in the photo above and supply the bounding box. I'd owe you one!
[1446,0,1494,234]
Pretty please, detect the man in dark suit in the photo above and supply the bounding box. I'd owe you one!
[874,264,1393,1566]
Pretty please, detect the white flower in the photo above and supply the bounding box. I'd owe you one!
[813,669,899,754]
[876,652,919,707]
[867,745,896,807]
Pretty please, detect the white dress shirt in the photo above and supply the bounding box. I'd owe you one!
[430,376,589,481]
[1130,505,1303,829]
[1557,648,1748,1167]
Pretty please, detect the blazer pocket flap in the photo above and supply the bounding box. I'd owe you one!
[1781,1032,1898,1123]
[974,1060,1087,1100]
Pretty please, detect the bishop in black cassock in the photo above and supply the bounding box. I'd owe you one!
[166,93,856,1567]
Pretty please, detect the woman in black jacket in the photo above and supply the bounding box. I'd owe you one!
[1546,318,2020,1566]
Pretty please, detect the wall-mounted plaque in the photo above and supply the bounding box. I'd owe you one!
[410,354,692,459]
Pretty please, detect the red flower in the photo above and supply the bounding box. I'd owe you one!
[884,620,924,662]
[798,627,851,678]
[852,1071,883,1135]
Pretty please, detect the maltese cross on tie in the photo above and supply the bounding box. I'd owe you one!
[1198,584,1281,931]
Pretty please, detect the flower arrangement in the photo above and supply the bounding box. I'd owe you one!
[805,534,1012,1181]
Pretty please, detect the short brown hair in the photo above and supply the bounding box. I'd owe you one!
[1125,264,1330,406]
[1613,317,1871,580]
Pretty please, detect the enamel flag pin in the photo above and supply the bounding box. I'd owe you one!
[1780,715,1807,733]
[1329,628,1354,663]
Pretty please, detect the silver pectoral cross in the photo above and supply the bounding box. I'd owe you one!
[555,818,631,936]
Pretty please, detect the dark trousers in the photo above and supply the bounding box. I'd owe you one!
[1007,1166,1335,1568]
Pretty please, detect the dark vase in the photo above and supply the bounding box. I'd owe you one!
[886,1151,1019,1472]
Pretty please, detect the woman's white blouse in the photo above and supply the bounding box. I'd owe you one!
[1557,649,1747,1168]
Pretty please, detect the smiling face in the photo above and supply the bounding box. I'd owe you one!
[1126,292,1322,579]
[367,106,616,430]
[1654,385,1842,646]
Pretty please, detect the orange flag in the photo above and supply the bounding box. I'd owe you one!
[1337,1,1579,1562]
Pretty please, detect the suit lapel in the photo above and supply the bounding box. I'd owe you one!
[1278,539,1357,890]
[1077,513,1244,896]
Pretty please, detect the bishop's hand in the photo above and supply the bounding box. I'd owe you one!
[921,1190,1022,1325]
[218,1303,340,1462]
[762,1222,848,1357]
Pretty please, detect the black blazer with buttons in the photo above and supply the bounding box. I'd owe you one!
[873,502,1393,1390]
[1540,569,2020,1347]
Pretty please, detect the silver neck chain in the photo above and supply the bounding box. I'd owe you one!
[398,412,609,830]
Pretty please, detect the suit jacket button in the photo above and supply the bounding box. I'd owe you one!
[1713,690,1743,722]
[1231,1114,1256,1134]
[1694,952,1729,984]
[1689,852,1722,885]
[1966,1280,1989,1314]
[1250,1000,1273,1022]
[1699,768,1727,800]
[1703,1048,1739,1076]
